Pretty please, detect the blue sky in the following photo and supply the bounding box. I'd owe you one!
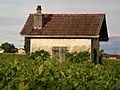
[0,0,120,48]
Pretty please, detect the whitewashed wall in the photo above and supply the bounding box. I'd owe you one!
[30,39,91,54]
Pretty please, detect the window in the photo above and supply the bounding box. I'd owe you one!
[52,47,67,63]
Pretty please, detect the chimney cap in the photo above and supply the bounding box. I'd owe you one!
[36,5,42,13]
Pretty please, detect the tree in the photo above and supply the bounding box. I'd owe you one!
[0,42,16,53]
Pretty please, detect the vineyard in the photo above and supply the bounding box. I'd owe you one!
[0,53,120,90]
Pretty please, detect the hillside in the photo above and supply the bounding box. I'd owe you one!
[100,36,120,54]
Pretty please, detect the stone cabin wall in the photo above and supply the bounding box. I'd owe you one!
[30,38,91,54]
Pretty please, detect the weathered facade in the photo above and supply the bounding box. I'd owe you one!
[20,5,109,63]
[30,39,91,54]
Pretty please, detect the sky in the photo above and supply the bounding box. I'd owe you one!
[0,0,120,48]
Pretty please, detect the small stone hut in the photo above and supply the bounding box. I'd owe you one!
[20,5,109,63]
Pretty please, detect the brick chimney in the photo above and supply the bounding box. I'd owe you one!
[33,5,43,29]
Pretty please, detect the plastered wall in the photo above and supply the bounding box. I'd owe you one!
[30,38,91,54]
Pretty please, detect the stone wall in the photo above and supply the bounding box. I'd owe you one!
[30,38,91,54]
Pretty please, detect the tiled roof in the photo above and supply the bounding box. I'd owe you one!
[20,14,108,41]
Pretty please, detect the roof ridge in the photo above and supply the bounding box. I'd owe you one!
[29,13,105,16]
[44,14,105,16]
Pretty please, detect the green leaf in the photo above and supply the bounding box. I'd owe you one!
[39,65,44,75]
[60,71,65,77]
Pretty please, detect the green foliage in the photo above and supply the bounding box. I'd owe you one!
[0,42,16,53]
[30,50,50,60]
[0,53,120,90]
[65,51,90,63]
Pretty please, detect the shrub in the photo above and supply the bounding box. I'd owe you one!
[30,50,50,60]
[1,54,120,89]
[65,51,90,63]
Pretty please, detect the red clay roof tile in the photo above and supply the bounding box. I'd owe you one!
[20,14,108,41]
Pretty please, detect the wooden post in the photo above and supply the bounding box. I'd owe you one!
[59,47,65,63]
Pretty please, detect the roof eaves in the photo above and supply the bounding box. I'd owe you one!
[21,35,99,38]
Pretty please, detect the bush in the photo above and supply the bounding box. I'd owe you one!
[1,54,120,90]
[30,50,50,60]
[65,51,90,63]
